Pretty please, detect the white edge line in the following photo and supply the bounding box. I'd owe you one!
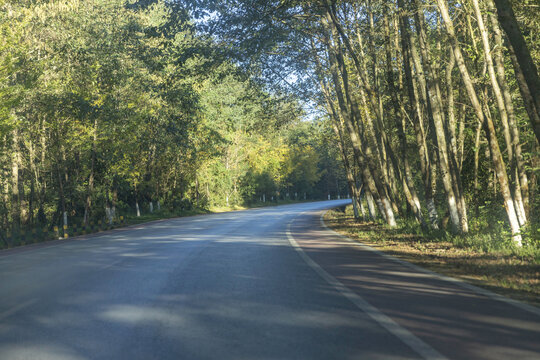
[319,211,540,317]
[286,216,447,360]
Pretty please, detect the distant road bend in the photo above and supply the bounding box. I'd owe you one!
[0,200,539,359]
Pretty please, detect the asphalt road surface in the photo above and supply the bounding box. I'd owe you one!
[0,200,539,359]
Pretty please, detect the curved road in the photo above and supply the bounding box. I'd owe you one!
[0,200,538,359]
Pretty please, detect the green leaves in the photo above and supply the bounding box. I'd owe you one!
[0,0,345,234]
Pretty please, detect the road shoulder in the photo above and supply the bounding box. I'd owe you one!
[287,209,540,360]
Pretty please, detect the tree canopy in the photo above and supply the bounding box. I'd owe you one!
[1,0,538,248]
[0,0,346,247]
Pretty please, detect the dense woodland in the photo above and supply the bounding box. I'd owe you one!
[0,0,347,244]
[1,0,539,248]
[190,0,539,247]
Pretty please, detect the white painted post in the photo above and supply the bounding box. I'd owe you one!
[149,201,154,213]
[136,201,141,217]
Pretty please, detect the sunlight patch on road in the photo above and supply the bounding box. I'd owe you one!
[0,344,87,360]
[99,305,186,326]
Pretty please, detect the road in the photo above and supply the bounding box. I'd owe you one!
[0,200,538,359]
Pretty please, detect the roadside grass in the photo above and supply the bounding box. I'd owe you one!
[324,205,540,307]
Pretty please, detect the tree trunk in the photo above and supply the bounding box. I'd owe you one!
[112,187,117,221]
[492,0,540,143]
[322,13,395,225]
[56,162,67,229]
[383,14,426,227]
[84,118,98,226]
[11,128,21,230]
[437,0,522,245]
[325,90,361,221]
[473,0,527,227]
[488,1,530,220]
[412,0,466,233]
[474,120,483,218]
[331,19,397,225]
[446,49,459,165]
[398,0,439,229]
[310,26,367,221]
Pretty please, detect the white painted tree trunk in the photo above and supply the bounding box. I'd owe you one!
[157,201,160,211]
[366,191,377,220]
[427,198,439,230]
[149,201,153,213]
[359,197,367,221]
[136,201,140,217]
[382,198,396,226]
[437,0,523,245]
[63,211,68,227]
[105,206,113,225]
[263,194,266,203]
[504,198,523,246]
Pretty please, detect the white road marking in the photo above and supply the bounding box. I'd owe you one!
[319,212,540,317]
[286,217,447,360]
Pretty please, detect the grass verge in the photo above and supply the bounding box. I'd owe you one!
[324,205,540,307]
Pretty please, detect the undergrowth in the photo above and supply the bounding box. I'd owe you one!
[325,205,540,306]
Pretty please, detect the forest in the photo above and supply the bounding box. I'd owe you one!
[0,0,348,246]
[1,0,539,249]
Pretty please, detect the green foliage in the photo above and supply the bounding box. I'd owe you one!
[0,0,346,245]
